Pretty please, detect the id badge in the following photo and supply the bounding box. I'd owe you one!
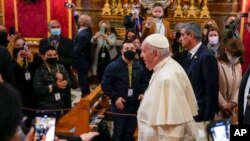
[128,89,133,97]
[55,93,61,101]
[25,72,31,80]
[101,52,106,58]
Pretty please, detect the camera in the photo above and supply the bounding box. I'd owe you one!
[64,2,73,8]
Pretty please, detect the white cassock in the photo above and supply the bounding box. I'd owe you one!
[137,57,199,141]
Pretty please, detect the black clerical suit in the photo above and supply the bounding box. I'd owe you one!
[238,65,250,124]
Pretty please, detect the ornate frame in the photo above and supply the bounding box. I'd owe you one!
[140,0,171,9]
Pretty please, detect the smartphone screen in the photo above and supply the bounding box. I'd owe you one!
[208,120,230,141]
[99,27,105,34]
[34,114,56,141]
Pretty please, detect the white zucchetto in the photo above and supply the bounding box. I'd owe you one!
[145,33,169,49]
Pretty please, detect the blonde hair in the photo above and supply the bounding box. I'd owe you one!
[202,19,219,29]
[98,20,111,33]
[7,34,25,58]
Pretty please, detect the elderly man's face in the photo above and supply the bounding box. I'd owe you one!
[140,42,156,70]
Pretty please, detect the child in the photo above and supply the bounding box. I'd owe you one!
[141,3,172,41]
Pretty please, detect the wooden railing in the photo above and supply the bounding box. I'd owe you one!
[56,85,109,135]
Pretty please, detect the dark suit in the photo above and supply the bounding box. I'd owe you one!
[0,47,15,84]
[123,14,143,36]
[238,66,250,124]
[73,27,92,96]
[184,44,219,121]
[39,36,74,70]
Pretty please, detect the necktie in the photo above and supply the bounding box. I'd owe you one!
[137,19,141,31]
[243,93,250,124]
[185,52,192,71]
[134,19,140,31]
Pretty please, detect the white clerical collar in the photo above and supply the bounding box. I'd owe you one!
[78,27,87,33]
[153,56,171,72]
[189,42,201,58]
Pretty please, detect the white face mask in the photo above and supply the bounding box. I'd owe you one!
[208,36,219,46]
[226,52,240,65]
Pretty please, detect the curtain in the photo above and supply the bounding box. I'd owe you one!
[3,0,75,38]
[241,0,250,73]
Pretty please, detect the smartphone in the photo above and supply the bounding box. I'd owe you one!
[34,113,56,141]
[64,2,73,8]
[24,43,29,51]
[9,26,15,35]
[240,13,248,17]
[99,26,105,34]
[207,119,230,141]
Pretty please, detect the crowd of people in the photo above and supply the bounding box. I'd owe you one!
[0,1,250,141]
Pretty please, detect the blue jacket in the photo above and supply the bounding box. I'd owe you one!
[101,57,147,108]
[183,45,219,121]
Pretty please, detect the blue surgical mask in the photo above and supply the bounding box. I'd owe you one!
[50,28,61,36]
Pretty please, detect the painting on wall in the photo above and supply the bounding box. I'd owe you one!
[82,0,105,11]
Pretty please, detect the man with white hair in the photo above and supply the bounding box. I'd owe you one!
[72,12,92,97]
[138,33,198,141]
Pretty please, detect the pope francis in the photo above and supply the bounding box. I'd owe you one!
[137,33,199,141]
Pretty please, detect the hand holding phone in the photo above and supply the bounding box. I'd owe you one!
[64,2,73,8]
[99,27,105,34]
[207,119,230,141]
[34,114,56,141]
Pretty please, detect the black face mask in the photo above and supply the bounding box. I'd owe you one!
[225,25,230,29]
[0,31,8,45]
[46,57,58,66]
[13,47,24,59]
[124,50,136,60]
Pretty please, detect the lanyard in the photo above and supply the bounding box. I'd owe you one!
[24,58,28,69]
[46,63,59,74]
[128,64,133,88]
[156,21,163,33]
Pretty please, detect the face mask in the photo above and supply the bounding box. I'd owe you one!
[46,57,58,66]
[208,36,219,46]
[13,47,24,58]
[50,28,61,36]
[226,52,239,65]
[124,50,136,60]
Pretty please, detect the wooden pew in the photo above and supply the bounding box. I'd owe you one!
[56,85,109,135]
